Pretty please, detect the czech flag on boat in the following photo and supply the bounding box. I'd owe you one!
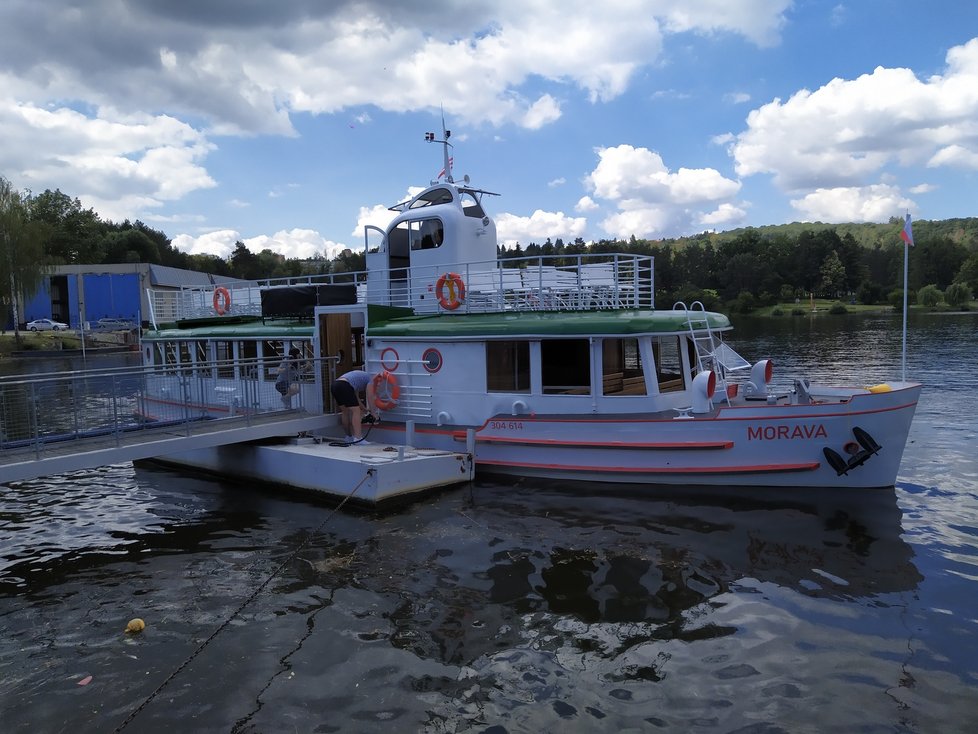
[900,212,914,247]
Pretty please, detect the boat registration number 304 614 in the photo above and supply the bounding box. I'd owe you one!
[489,420,524,430]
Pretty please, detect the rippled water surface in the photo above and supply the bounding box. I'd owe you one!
[1,313,977,733]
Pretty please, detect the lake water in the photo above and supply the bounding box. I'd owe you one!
[1,312,976,733]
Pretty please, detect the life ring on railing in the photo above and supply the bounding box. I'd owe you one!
[372,370,400,410]
[435,272,466,310]
[213,286,232,316]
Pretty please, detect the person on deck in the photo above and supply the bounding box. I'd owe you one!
[275,347,305,408]
[329,369,379,442]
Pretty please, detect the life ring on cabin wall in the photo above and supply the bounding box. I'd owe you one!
[372,370,400,411]
[435,272,466,310]
[213,286,232,316]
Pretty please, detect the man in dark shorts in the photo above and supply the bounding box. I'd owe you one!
[329,369,379,442]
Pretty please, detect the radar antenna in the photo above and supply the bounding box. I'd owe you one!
[424,111,454,184]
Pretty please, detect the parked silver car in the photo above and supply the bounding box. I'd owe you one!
[27,318,69,331]
[94,318,136,331]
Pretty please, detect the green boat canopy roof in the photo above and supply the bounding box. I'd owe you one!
[367,308,731,338]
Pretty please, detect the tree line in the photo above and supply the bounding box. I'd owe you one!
[3,177,977,323]
[500,222,978,311]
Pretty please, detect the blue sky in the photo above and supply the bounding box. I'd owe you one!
[1,1,976,260]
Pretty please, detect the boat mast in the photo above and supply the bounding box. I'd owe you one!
[425,113,454,184]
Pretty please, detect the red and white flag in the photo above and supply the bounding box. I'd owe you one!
[436,157,454,180]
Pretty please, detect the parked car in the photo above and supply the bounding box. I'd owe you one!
[94,318,136,331]
[27,318,69,331]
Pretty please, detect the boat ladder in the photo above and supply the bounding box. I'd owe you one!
[674,300,749,406]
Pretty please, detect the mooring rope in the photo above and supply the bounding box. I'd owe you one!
[113,469,375,732]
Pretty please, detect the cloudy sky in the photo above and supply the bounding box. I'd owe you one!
[2,1,976,260]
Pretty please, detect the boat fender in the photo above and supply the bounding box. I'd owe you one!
[749,359,773,396]
[692,370,716,413]
[372,370,400,410]
[435,272,466,310]
[867,383,891,393]
[213,286,232,315]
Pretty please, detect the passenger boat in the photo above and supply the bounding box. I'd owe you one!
[139,123,920,492]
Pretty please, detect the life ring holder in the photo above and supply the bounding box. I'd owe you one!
[213,286,232,316]
[435,272,465,311]
[373,370,400,411]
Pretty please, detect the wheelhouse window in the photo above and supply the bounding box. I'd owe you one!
[410,218,444,250]
[653,336,685,393]
[459,189,486,218]
[542,339,591,395]
[486,341,530,392]
[602,338,646,395]
[409,187,453,208]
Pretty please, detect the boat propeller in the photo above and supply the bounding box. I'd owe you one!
[823,427,882,476]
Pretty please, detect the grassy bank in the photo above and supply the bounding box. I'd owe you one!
[0,331,132,357]
[749,299,976,317]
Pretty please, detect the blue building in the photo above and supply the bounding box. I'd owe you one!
[12,264,237,330]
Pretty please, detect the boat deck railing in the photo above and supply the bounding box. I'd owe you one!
[0,356,335,476]
[147,253,654,323]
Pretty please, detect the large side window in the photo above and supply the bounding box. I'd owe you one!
[541,339,590,394]
[410,218,444,250]
[653,336,685,393]
[486,341,530,392]
[602,338,646,395]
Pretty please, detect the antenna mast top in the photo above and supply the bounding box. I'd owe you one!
[424,114,454,183]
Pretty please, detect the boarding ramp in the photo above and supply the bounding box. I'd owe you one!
[0,360,336,484]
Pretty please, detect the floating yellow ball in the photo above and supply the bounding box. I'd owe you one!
[125,618,146,633]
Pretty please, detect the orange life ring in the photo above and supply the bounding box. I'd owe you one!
[372,370,400,410]
[435,272,465,310]
[213,286,232,316]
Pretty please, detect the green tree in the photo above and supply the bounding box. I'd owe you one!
[1,177,51,339]
[955,254,978,293]
[917,283,943,307]
[228,241,262,280]
[945,282,973,308]
[27,188,104,263]
[818,250,847,298]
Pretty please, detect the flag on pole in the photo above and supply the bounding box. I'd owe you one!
[436,157,454,180]
[900,212,914,247]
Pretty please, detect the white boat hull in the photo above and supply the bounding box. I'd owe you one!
[369,383,920,488]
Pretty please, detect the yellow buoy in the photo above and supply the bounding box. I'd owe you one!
[867,383,892,393]
[125,618,146,633]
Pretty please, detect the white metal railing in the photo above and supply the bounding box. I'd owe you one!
[146,254,655,324]
[0,356,336,466]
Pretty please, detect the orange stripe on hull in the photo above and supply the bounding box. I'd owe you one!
[452,433,733,450]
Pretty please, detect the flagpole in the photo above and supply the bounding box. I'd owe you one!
[899,211,913,383]
[901,237,908,382]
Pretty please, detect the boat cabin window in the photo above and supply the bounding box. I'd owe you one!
[263,340,285,380]
[602,338,646,396]
[215,340,234,378]
[653,336,685,393]
[240,341,258,378]
[410,218,444,250]
[459,190,485,218]
[486,341,530,392]
[542,339,591,395]
[409,187,453,208]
